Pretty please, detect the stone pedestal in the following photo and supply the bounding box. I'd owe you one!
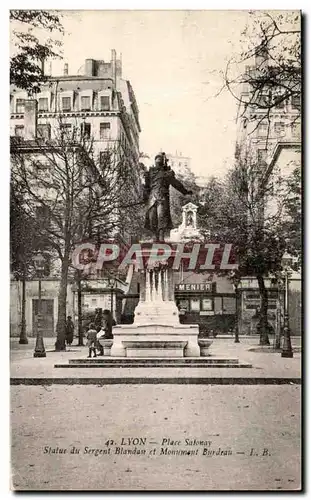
[110,248,203,358]
[98,339,113,356]
[111,326,201,358]
[198,339,213,357]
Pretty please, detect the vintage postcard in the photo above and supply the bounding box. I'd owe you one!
[10,9,301,491]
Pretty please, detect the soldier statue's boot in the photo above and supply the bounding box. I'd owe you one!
[87,349,92,358]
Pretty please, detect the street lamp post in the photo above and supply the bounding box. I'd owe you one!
[19,272,28,344]
[233,278,240,344]
[281,252,293,359]
[108,278,114,318]
[271,277,281,349]
[275,286,282,350]
[33,252,46,358]
[72,273,84,346]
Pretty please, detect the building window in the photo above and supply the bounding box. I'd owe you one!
[34,161,51,177]
[274,121,285,136]
[38,98,49,112]
[202,298,213,311]
[291,121,301,138]
[100,96,110,111]
[258,122,268,138]
[292,94,301,110]
[60,123,72,138]
[62,97,71,111]
[33,298,54,332]
[60,123,72,130]
[178,299,189,312]
[36,205,50,225]
[100,122,111,140]
[80,122,91,138]
[81,96,91,111]
[258,94,269,108]
[16,99,25,114]
[15,125,24,137]
[100,150,111,167]
[257,148,267,163]
[274,97,285,109]
[37,124,51,139]
[190,299,200,312]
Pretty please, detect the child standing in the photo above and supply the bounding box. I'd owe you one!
[96,326,105,356]
[86,323,97,358]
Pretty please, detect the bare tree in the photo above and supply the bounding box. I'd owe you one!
[198,145,295,345]
[11,119,141,350]
[10,180,37,343]
[223,11,301,137]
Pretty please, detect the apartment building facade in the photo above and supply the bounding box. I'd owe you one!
[10,50,143,337]
[10,50,141,164]
[235,50,301,336]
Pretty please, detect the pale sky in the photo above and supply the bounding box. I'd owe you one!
[50,10,252,178]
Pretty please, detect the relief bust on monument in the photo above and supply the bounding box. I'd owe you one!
[143,152,192,241]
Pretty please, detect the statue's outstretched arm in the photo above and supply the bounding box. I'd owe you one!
[169,171,192,195]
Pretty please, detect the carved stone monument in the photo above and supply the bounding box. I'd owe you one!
[169,202,202,242]
[106,155,207,358]
[110,247,201,357]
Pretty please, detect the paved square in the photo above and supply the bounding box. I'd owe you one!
[11,384,301,491]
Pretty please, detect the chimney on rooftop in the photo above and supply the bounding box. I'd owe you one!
[111,49,117,85]
[85,59,95,76]
[64,63,69,76]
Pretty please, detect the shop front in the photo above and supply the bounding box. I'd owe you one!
[174,280,236,336]
[238,278,281,336]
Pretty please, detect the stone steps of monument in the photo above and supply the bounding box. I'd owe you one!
[54,358,252,369]
[68,357,239,365]
[54,363,252,368]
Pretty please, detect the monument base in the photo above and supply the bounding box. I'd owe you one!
[122,340,187,358]
[109,325,201,358]
[109,246,205,358]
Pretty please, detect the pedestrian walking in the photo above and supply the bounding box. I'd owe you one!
[65,316,74,347]
[86,322,97,358]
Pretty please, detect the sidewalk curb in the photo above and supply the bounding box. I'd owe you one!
[10,377,301,386]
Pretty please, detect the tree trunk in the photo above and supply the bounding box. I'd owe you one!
[234,284,240,343]
[77,274,84,346]
[19,274,28,344]
[55,249,70,351]
[257,275,270,345]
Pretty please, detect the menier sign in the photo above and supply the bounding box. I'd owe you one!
[175,283,213,292]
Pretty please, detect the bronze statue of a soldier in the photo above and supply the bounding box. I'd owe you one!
[143,152,192,241]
